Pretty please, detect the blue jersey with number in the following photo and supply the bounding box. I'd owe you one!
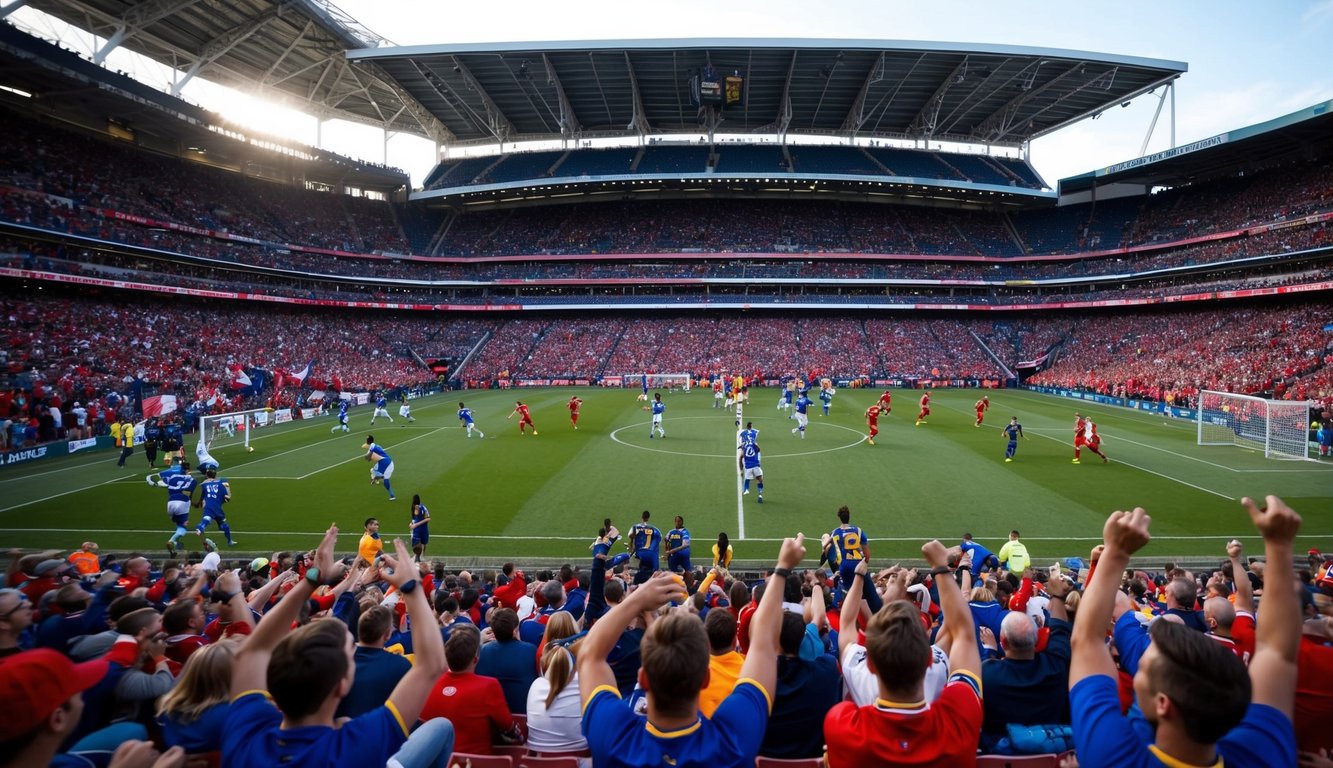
[458,407,475,424]
[795,396,812,414]
[1004,423,1024,442]
[651,401,665,416]
[738,428,759,446]
[200,478,229,514]
[666,527,690,555]
[412,504,429,539]
[376,396,387,409]
[165,472,197,503]
[338,401,348,420]
[740,443,761,469]
[831,525,867,563]
[631,523,661,554]
[819,389,832,404]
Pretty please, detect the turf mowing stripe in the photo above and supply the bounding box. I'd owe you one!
[1023,430,1234,500]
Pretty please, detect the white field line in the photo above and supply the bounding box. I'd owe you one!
[735,400,745,540]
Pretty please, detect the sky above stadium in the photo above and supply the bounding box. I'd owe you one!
[11,0,1333,188]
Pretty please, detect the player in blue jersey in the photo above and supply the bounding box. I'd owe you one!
[194,469,237,547]
[644,392,666,439]
[456,402,485,438]
[161,459,198,557]
[739,436,764,503]
[370,393,393,425]
[409,494,430,562]
[147,455,183,487]
[790,392,812,439]
[591,517,632,569]
[638,374,650,402]
[958,533,1000,578]
[825,506,869,597]
[1002,416,1028,462]
[665,516,692,573]
[629,510,662,584]
[361,435,396,501]
[777,376,794,414]
[738,420,760,448]
[818,385,833,416]
[330,399,350,434]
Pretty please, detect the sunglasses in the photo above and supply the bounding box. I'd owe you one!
[0,591,31,619]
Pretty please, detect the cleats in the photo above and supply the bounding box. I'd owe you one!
[388,496,396,501]
[227,540,238,547]
[743,490,749,496]
[867,439,875,446]
[1071,458,1081,464]
[166,540,176,557]
[1005,458,1013,463]
[757,495,763,503]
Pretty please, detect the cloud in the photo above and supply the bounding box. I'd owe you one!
[1302,0,1333,26]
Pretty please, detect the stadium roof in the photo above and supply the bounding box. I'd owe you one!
[1059,99,1333,193]
[14,0,452,141]
[348,38,1186,147]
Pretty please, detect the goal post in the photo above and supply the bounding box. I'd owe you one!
[1197,390,1315,461]
[197,407,274,460]
[623,373,692,392]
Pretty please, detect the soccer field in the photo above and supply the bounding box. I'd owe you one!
[2,388,1330,565]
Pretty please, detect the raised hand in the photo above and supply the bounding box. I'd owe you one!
[1227,539,1243,559]
[778,533,807,570]
[1103,508,1151,556]
[312,524,339,574]
[1242,495,1301,545]
[628,571,689,610]
[922,539,949,568]
[378,538,416,588]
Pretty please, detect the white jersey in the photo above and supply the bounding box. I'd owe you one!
[195,441,219,469]
[399,404,411,417]
[842,641,949,706]
[1084,421,1096,440]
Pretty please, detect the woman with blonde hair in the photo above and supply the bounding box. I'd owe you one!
[156,638,237,753]
[526,633,589,766]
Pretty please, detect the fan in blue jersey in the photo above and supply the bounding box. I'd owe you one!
[644,392,666,439]
[194,469,236,547]
[738,421,760,448]
[790,393,812,439]
[162,460,198,557]
[361,435,396,500]
[629,510,663,584]
[738,438,764,503]
[1002,416,1028,462]
[591,518,631,569]
[370,393,393,425]
[456,402,485,438]
[330,399,350,434]
[825,506,869,598]
[665,516,692,573]
[959,533,1000,578]
[409,494,431,561]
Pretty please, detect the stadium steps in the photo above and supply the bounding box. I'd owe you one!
[425,211,459,256]
[547,150,572,176]
[968,328,1016,380]
[1001,212,1031,255]
[862,149,893,175]
[932,155,970,183]
[629,147,645,172]
[451,329,493,380]
[597,325,631,378]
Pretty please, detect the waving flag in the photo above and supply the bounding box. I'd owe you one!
[289,361,313,386]
[142,395,178,418]
[229,365,252,391]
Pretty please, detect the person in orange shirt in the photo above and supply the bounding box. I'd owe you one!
[68,542,100,576]
[698,608,744,717]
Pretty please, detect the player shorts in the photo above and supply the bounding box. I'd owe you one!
[794,412,809,428]
[399,406,411,417]
[714,390,723,399]
[373,459,395,480]
[338,415,348,425]
[652,415,662,425]
[668,552,692,573]
[167,500,190,526]
[1088,437,1101,449]
[201,510,226,527]
[744,465,763,480]
[412,528,429,545]
[1074,436,1087,447]
[920,407,931,416]
[374,408,390,418]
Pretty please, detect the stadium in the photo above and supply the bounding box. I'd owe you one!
[0,2,1331,765]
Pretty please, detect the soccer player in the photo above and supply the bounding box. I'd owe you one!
[791,391,811,439]
[398,395,415,424]
[646,392,665,439]
[1002,416,1027,462]
[1078,417,1109,464]
[568,395,583,430]
[1072,412,1086,463]
[739,420,760,447]
[330,399,350,434]
[975,395,990,427]
[877,389,893,413]
[712,376,724,409]
[825,506,868,599]
[357,517,384,566]
[665,516,692,573]
[1067,497,1302,768]
[915,391,931,426]
[723,376,734,409]
[639,374,650,402]
[195,433,221,472]
[362,435,396,501]
[409,495,430,562]
[508,400,537,435]
[739,437,764,503]
[194,469,236,547]
[777,375,794,413]
[819,384,833,416]
[370,393,393,425]
[629,510,663,584]
[457,402,484,438]
[865,404,882,446]
[162,459,198,557]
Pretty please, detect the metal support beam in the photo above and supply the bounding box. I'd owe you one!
[840,51,885,134]
[1,0,32,21]
[93,0,204,63]
[908,56,969,138]
[260,19,314,85]
[623,51,650,137]
[1138,82,1170,156]
[973,61,1081,143]
[449,56,515,142]
[542,53,581,136]
[170,8,280,95]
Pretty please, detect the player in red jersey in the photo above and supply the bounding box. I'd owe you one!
[915,391,931,426]
[974,395,990,427]
[507,400,537,435]
[877,390,893,412]
[568,395,583,430]
[1078,417,1109,463]
[1071,412,1087,462]
[865,404,882,446]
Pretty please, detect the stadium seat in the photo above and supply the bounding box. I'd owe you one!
[755,757,826,768]
[515,757,581,768]
[450,754,514,768]
[493,745,529,759]
[975,753,1064,768]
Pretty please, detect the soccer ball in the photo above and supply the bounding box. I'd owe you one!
[246,446,255,453]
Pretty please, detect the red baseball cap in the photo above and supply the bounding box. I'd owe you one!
[1310,549,1322,557]
[0,649,108,740]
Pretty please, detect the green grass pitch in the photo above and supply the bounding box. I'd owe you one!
[2,388,1329,565]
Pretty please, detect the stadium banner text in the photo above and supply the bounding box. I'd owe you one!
[1,435,115,468]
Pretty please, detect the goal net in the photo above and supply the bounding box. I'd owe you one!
[623,374,692,392]
[197,407,273,463]
[1197,390,1314,461]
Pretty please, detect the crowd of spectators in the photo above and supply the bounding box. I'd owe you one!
[2,495,1329,767]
